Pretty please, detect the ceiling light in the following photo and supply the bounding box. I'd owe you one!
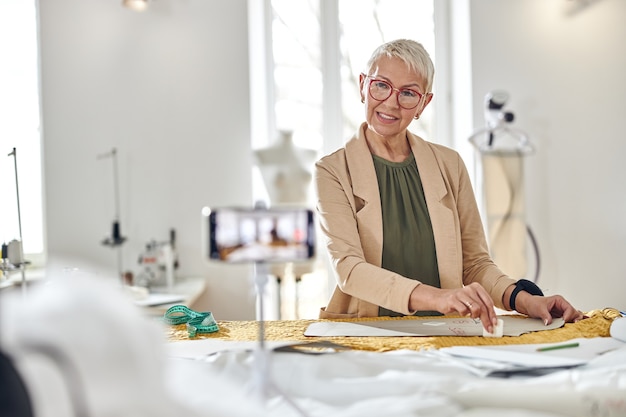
[122,0,148,12]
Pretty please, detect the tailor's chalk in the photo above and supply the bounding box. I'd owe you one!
[483,318,504,338]
[536,342,580,352]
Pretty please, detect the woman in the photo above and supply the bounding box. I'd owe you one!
[314,39,582,333]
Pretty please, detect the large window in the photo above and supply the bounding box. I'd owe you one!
[337,0,435,140]
[0,0,44,264]
[249,0,442,204]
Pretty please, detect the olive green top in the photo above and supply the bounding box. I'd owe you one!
[372,153,442,317]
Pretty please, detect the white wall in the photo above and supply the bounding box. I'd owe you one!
[38,0,257,319]
[467,0,626,311]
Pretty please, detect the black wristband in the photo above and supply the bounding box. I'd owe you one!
[510,279,544,311]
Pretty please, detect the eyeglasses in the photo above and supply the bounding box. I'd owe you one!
[364,75,424,110]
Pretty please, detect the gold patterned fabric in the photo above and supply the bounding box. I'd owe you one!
[164,308,620,352]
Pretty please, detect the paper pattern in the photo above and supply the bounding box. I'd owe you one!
[304,315,565,337]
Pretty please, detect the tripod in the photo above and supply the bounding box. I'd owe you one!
[251,262,309,416]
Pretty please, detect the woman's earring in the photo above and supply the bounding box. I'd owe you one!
[361,97,365,103]
[414,113,420,120]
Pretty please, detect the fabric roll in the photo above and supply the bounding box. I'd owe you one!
[481,151,527,280]
[7,239,23,265]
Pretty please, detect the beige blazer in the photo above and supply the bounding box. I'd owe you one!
[314,123,515,319]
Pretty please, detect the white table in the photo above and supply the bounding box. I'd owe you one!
[131,276,207,316]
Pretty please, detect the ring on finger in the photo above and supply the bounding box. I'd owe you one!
[465,301,473,309]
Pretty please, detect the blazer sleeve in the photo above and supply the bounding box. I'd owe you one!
[445,150,516,308]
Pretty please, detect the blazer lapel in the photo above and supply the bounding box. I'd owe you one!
[345,126,384,266]
[409,134,461,286]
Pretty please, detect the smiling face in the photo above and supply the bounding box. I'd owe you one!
[360,55,432,141]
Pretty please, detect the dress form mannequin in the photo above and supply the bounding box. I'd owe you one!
[254,130,317,206]
[253,131,317,319]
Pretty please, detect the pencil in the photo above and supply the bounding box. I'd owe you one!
[536,342,580,352]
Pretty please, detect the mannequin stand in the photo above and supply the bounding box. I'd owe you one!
[271,261,312,319]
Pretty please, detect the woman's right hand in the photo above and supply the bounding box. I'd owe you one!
[409,282,499,333]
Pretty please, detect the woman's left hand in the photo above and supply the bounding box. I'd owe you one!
[514,292,584,325]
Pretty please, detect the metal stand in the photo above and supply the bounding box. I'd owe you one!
[252,262,308,416]
[5,148,28,296]
[98,148,126,284]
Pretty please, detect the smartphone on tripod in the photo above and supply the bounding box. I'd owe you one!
[203,206,315,263]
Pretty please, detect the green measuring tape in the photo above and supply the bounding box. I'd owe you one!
[163,305,219,337]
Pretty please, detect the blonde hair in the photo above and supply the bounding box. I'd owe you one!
[365,39,435,93]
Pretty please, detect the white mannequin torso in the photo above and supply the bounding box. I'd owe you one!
[254,131,317,205]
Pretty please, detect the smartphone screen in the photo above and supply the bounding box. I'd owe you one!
[206,207,315,263]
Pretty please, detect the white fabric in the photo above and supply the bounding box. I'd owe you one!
[0,268,203,417]
[164,343,626,417]
[2,269,625,417]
